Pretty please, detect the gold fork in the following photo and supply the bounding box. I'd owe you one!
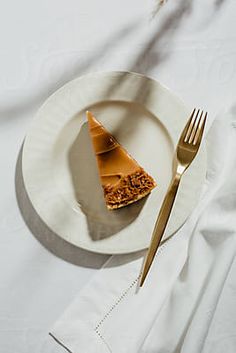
[140,109,208,287]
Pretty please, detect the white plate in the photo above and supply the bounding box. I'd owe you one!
[22,71,206,254]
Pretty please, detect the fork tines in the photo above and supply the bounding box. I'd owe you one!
[184,109,207,146]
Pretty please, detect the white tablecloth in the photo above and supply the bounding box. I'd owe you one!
[0,1,236,352]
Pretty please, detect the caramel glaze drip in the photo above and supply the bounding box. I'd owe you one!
[86,111,140,187]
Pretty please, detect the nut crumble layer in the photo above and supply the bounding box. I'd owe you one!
[103,168,156,210]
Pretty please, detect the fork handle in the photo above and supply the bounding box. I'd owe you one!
[152,172,181,245]
[140,173,182,286]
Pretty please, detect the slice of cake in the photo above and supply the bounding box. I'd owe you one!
[86,111,156,210]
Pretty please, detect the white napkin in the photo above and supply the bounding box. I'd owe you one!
[50,109,236,353]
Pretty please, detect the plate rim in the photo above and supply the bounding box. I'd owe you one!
[22,71,206,254]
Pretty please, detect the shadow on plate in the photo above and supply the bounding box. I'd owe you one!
[16,144,146,268]
[68,118,148,241]
[15,145,110,269]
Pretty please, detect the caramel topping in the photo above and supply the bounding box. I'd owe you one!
[86,111,140,186]
[92,133,118,155]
